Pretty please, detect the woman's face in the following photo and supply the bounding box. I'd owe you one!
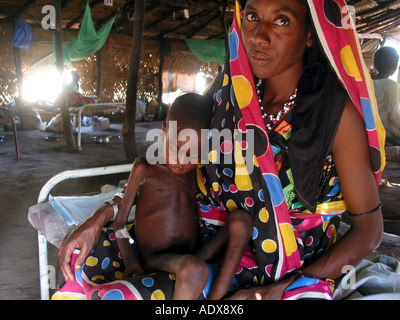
[241,0,311,81]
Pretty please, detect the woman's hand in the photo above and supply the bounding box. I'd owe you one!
[226,274,299,300]
[58,204,114,281]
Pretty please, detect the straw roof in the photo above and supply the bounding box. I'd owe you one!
[0,0,234,40]
[0,1,399,42]
[350,0,400,38]
[0,0,399,105]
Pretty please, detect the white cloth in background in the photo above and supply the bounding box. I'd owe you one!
[373,78,400,139]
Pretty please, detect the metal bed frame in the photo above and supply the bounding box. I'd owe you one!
[36,163,133,300]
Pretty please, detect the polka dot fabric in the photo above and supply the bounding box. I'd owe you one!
[52,0,385,300]
[197,0,385,299]
[53,226,177,300]
[308,0,385,177]
[199,0,302,283]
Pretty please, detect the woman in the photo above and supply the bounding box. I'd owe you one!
[197,0,385,299]
[56,0,385,300]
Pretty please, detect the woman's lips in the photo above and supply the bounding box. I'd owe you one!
[249,51,272,64]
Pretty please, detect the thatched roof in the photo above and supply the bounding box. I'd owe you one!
[0,0,399,105]
[350,0,400,40]
[0,0,233,41]
[0,0,399,42]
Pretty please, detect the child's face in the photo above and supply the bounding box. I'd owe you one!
[162,123,203,174]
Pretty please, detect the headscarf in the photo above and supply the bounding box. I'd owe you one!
[307,0,385,176]
[198,0,385,294]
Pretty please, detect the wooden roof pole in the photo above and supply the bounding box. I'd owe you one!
[123,0,146,162]
[220,0,229,54]
[157,9,212,37]
[11,0,33,110]
[96,50,101,97]
[53,0,76,151]
[10,0,37,20]
[12,36,23,100]
[158,37,165,105]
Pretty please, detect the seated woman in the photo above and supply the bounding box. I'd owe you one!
[56,0,386,300]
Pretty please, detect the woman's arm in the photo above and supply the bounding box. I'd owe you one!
[58,161,144,282]
[227,99,383,300]
[301,99,383,279]
[58,197,121,282]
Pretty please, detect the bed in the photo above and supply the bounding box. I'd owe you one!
[33,98,150,150]
[28,163,133,300]
[69,102,125,149]
[0,107,20,159]
[28,164,400,300]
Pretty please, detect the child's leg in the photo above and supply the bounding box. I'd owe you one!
[144,254,209,300]
[208,209,253,300]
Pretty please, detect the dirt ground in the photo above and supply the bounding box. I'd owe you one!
[0,120,160,300]
[0,120,399,300]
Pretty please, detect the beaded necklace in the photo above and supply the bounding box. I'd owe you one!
[256,78,297,131]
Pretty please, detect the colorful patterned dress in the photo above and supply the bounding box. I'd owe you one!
[53,0,385,300]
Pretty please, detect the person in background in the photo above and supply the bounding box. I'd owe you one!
[372,46,400,145]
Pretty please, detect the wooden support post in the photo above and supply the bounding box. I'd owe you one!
[12,117,20,160]
[96,50,102,98]
[12,15,24,98]
[220,0,229,55]
[53,0,76,151]
[13,46,23,97]
[157,37,165,104]
[13,43,23,159]
[123,0,146,162]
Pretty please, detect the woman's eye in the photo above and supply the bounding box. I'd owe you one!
[245,13,257,22]
[274,17,290,26]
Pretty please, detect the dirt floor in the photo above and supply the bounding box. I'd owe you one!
[0,120,399,300]
[0,120,160,300]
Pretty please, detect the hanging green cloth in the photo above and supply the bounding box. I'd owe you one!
[185,38,226,66]
[53,1,116,65]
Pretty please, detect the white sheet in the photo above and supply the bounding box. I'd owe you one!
[49,189,135,226]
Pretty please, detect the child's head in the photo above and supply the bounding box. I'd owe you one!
[166,93,213,132]
[374,46,399,77]
[162,93,213,174]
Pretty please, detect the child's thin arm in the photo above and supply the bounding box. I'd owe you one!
[113,159,147,277]
[117,237,144,277]
[208,210,252,300]
[113,158,147,230]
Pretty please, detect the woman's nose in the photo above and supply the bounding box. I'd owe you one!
[252,22,271,45]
